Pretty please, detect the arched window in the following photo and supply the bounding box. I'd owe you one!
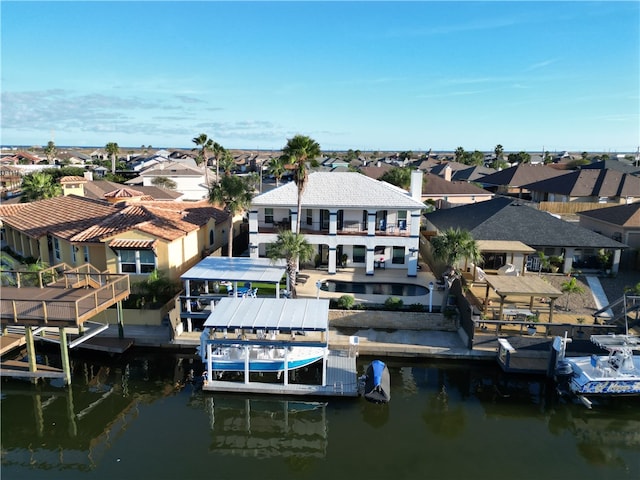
[209,229,215,246]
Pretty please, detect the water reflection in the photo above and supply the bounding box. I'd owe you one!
[201,396,328,458]
[1,350,638,478]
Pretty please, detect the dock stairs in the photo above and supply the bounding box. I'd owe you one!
[593,294,640,330]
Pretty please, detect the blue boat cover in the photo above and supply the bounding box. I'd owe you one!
[371,359,386,387]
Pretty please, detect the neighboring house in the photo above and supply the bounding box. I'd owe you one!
[249,171,426,276]
[0,165,23,198]
[424,197,628,274]
[63,174,184,202]
[450,165,497,183]
[578,203,640,268]
[580,160,640,176]
[478,164,567,197]
[428,160,471,177]
[134,161,209,200]
[421,173,494,209]
[0,195,229,282]
[321,157,351,169]
[359,164,394,180]
[523,169,640,204]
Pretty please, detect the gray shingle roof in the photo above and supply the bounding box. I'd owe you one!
[479,164,566,187]
[523,169,640,197]
[252,172,425,209]
[578,203,640,227]
[425,197,627,249]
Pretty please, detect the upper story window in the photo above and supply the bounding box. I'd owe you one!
[209,229,215,246]
[397,210,407,230]
[117,249,156,274]
[265,208,274,224]
[306,209,313,226]
[71,245,77,264]
[83,246,90,263]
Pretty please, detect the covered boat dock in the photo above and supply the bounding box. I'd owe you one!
[179,256,288,332]
[200,297,359,397]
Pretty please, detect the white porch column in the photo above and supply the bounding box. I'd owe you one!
[248,209,259,259]
[367,211,376,236]
[365,247,375,275]
[612,249,621,274]
[328,247,337,274]
[563,247,576,274]
[328,209,338,235]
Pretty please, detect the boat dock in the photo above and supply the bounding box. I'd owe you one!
[202,349,359,397]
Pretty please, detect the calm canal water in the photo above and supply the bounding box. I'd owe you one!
[1,347,638,480]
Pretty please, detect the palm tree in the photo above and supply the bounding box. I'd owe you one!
[192,133,213,185]
[268,156,287,187]
[44,141,57,164]
[105,142,119,174]
[493,144,504,163]
[208,175,254,257]
[212,142,225,182]
[219,150,236,176]
[536,251,551,276]
[561,276,585,312]
[21,171,62,202]
[281,135,321,234]
[430,227,482,274]
[454,147,465,163]
[266,230,314,298]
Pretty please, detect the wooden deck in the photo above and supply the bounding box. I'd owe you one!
[202,349,360,397]
[1,264,130,328]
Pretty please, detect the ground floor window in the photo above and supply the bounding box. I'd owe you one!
[353,245,365,263]
[392,246,405,264]
[118,249,156,274]
[264,208,274,224]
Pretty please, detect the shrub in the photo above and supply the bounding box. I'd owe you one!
[384,296,403,310]
[408,303,424,312]
[335,295,355,309]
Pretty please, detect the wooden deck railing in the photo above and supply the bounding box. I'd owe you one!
[1,273,130,327]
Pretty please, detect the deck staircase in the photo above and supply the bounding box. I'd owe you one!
[593,294,640,331]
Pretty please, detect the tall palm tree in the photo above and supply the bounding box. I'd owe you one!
[44,141,57,164]
[430,227,482,274]
[266,230,314,298]
[268,156,287,187]
[192,133,214,185]
[219,150,236,177]
[493,144,504,163]
[105,142,119,174]
[212,142,225,182]
[281,135,321,234]
[208,175,254,257]
[21,171,62,202]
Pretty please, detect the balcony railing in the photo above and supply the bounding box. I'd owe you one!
[258,220,411,236]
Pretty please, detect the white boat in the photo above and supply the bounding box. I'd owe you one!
[554,333,640,404]
[199,338,325,373]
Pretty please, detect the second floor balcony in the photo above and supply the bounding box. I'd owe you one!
[257,219,412,237]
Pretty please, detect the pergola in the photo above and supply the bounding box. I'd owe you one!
[482,274,563,323]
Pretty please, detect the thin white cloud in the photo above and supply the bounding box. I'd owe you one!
[525,58,560,71]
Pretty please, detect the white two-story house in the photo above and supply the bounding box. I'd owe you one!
[249,171,426,276]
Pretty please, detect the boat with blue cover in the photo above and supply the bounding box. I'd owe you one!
[362,359,391,403]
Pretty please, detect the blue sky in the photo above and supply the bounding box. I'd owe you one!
[1,1,638,153]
